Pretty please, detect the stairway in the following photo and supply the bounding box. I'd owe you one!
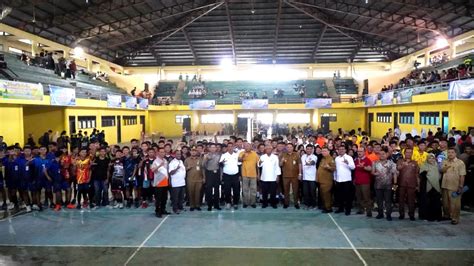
[325,79,338,98]
[173,80,187,103]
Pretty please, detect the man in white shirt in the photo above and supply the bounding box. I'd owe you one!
[169,150,186,214]
[334,145,356,215]
[151,147,170,217]
[219,142,241,210]
[258,145,281,208]
[301,144,318,209]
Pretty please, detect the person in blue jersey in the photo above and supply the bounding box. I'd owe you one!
[0,149,7,210]
[2,146,20,211]
[123,146,139,208]
[44,151,68,211]
[32,146,51,211]
[16,146,33,212]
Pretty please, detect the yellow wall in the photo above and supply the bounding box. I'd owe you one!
[148,110,194,137]
[452,101,474,132]
[23,106,65,143]
[0,104,24,145]
[65,108,145,144]
[317,108,366,133]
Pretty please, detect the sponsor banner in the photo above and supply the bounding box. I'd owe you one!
[125,96,137,109]
[241,99,268,109]
[396,88,413,103]
[49,85,76,106]
[189,100,216,110]
[107,94,122,108]
[0,80,43,100]
[364,94,377,106]
[380,91,394,105]
[139,98,149,109]
[448,79,474,100]
[304,98,332,108]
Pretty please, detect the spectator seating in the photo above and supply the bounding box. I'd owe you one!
[1,53,127,100]
[155,81,178,97]
[182,79,327,103]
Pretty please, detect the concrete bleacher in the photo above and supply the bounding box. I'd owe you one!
[333,78,358,94]
[2,53,127,100]
[183,79,327,103]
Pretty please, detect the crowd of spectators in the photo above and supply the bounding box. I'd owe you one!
[188,84,207,99]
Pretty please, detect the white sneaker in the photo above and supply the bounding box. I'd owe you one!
[19,203,27,209]
[225,203,231,210]
[32,204,40,211]
[26,205,32,213]
[113,203,119,209]
[7,202,15,210]
[119,203,124,209]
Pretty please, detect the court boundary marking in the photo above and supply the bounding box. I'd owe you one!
[0,244,472,251]
[124,215,169,266]
[328,213,368,266]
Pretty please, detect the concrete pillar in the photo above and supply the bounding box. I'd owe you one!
[87,58,93,72]
[31,40,39,56]
[450,40,456,59]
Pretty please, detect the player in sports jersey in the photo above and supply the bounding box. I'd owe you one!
[45,151,68,211]
[17,146,33,212]
[74,148,92,209]
[139,148,155,208]
[32,146,51,211]
[59,147,74,209]
[110,149,125,209]
[123,147,139,208]
[2,146,20,210]
[69,146,79,205]
[0,149,7,210]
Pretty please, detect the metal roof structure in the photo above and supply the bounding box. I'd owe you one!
[2,0,473,66]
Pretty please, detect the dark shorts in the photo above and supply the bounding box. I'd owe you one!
[136,177,144,188]
[41,179,53,191]
[77,183,91,191]
[111,177,124,192]
[53,181,70,193]
[5,177,19,190]
[0,178,4,189]
[28,180,40,192]
[124,177,137,188]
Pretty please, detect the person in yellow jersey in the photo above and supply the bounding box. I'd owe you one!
[414,142,429,166]
[239,142,259,208]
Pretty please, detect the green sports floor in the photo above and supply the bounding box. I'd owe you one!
[0,207,473,265]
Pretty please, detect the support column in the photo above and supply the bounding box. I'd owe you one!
[424,50,431,67]
[450,40,456,59]
[31,40,40,56]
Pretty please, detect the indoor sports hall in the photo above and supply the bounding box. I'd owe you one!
[0,0,473,265]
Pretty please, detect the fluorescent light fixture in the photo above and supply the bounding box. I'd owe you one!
[18,39,32,45]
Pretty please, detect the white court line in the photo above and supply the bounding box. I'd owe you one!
[328,213,368,266]
[123,216,169,266]
[0,243,472,251]
[0,210,30,222]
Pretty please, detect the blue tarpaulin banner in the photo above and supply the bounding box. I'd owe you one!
[139,98,149,109]
[304,98,332,108]
[189,100,216,110]
[241,99,268,109]
[125,96,137,109]
[107,95,122,108]
[364,94,377,106]
[50,85,76,106]
[448,79,474,100]
[380,91,394,105]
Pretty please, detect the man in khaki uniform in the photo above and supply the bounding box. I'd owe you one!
[239,143,259,208]
[441,147,466,224]
[184,147,204,211]
[317,147,336,213]
[280,143,301,209]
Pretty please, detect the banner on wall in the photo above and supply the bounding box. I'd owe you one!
[49,85,76,106]
[125,96,137,109]
[189,100,216,110]
[448,79,474,100]
[107,95,122,108]
[396,88,413,103]
[380,91,394,105]
[0,80,43,100]
[139,98,149,109]
[304,98,332,108]
[242,99,268,109]
[364,95,377,106]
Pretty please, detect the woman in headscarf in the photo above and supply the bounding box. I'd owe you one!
[419,153,442,221]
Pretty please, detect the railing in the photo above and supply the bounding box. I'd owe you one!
[352,77,471,103]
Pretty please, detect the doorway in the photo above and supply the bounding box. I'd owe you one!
[117,115,121,143]
[368,113,374,137]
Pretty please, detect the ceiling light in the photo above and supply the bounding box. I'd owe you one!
[251,9,255,14]
[435,38,449,49]
[74,46,84,57]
